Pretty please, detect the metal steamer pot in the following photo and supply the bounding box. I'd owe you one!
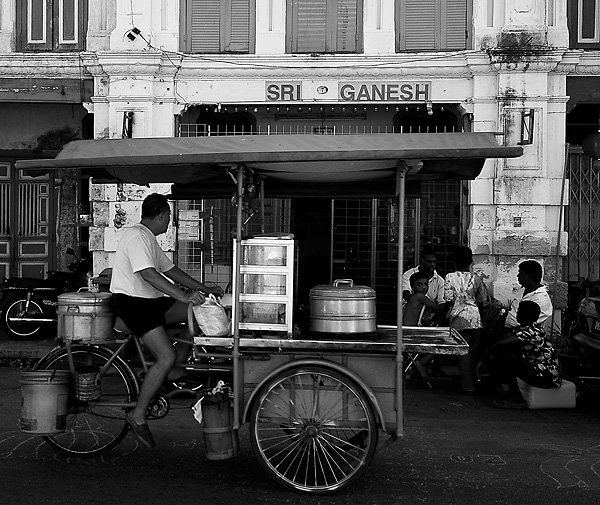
[57,291,115,343]
[309,279,377,337]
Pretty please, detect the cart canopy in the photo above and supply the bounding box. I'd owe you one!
[16,133,522,196]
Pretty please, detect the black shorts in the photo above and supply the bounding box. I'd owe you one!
[111,293,176,337]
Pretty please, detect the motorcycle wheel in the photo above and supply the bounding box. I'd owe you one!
[0,294,48,339]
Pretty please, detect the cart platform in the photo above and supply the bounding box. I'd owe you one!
[193,325,468,356]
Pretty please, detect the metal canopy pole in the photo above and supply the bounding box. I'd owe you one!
[232,163,245,430]
[395,162,406,437]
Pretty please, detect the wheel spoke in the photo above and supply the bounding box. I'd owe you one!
[250,367,377,494]
[35,346,136,457]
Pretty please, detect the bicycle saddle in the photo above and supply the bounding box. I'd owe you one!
[114,316,133,335]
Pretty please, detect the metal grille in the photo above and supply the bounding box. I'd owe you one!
[331,180,461,325]
[566,148,600,282]
[179,123,456,136]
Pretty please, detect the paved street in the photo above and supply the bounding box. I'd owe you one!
[1,366,600,505]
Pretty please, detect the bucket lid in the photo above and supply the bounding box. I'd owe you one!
[58,291,112,305]
[310,279,375,298]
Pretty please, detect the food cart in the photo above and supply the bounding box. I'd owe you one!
[16,133,521,494]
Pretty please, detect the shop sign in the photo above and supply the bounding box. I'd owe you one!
[266,82,302,101]
[265,81,431,102]
[338,82,430,102]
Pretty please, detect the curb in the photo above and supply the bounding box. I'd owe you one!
[0,339,55,366]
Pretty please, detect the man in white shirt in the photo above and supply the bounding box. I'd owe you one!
[504,260,553,328]
[110,193,223,448]
[402,250,445,307]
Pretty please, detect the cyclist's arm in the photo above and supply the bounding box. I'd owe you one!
[163,265,223,297]
[139,267,202,304]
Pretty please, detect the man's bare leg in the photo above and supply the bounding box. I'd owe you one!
[130,326,176,424]
[165,300,193,381]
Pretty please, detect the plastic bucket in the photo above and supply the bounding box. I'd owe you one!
[75,365,100,401]
[20,370,71,435]
[202,400,239,460]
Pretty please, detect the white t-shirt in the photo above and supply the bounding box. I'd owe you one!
[505,285,553,328]
[402,266,445,304]
[110,223,174,299]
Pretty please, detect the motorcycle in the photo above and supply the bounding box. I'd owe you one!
[0,248,91,340]
[563,295,600,383]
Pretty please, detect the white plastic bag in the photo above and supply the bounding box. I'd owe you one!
[193,294,230,336]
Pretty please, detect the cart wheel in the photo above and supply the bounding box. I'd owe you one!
[249,366,378,494]
[34,345,138,458]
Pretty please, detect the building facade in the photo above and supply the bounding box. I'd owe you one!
[3,0,594,323]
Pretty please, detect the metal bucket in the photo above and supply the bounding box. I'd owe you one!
[57,291,115,343]
[20,370,71,434]
[202,399,240,460]
[309,279,377,336]
[75,365,100,401]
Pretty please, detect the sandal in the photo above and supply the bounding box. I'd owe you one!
[491,399,527,410]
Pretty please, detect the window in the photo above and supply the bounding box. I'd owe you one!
[287,0,363,54]
[181,0,255,53]
[17,0,87,51]
[568,0,600,48]
[396,0,470,51]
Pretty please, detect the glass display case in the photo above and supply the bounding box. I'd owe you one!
[236,237,295,334]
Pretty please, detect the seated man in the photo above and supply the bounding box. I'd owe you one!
[110,193,223,447]
[481,259,553,354]
[476,300,561,409]
[504,260,553,329]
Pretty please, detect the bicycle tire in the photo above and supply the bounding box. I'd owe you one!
[249,366,378,495]
[34,345,139,457]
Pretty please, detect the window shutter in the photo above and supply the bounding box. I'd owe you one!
[443,0,467,49]
[288,0,360,53]
[190,0,221,53]
[294,0,328,53]
[337,0,358,52]
[18,0,85,51]
[56,0,86,50]
[224,0,251,52]
[21,0,53,50]
[398,0,467,51]
[403,0,436,51]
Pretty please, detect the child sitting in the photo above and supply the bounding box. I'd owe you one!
[476,300,561,409]
[403,271,444,326]
[404,271,444,383]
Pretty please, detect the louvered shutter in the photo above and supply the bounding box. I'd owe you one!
[443,0,467,50]
[289,0,361,53]
[337,0,358,52]
[403,0,436,51]
[190,0,221,53]
[188,0,251,53]
[224,0,251,52]
[294,0,328,52]
[398,0,468,51]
